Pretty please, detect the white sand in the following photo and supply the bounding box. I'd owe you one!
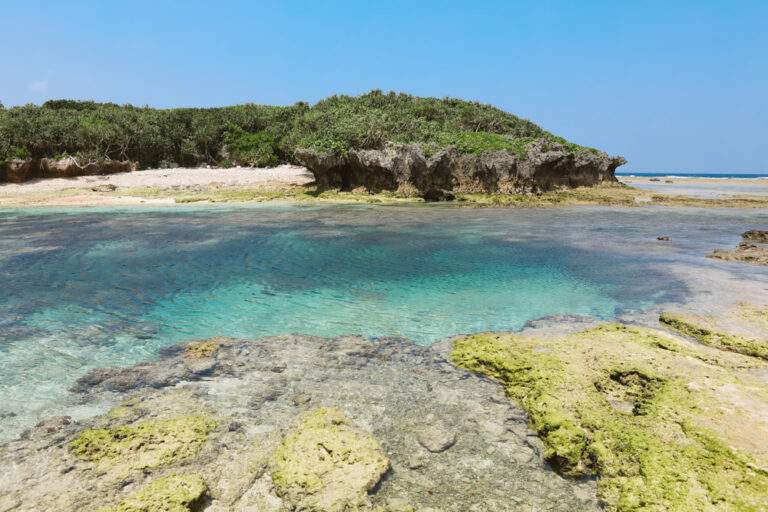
[0,165,314,195]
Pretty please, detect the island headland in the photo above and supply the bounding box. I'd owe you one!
[0,91,624,195]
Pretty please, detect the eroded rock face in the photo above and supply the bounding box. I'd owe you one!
[742,230,768,243]
[295,141,626,194]
[707,241,768,266]
[0,334,599,512]
[0,157,138,183]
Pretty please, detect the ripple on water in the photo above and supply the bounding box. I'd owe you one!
[1,203,767,442]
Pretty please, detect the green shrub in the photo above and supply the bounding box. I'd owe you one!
[224,125,279,167]
[0,91,599,168]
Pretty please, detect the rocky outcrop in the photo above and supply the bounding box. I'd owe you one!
[295,141,626,195]
[742,230,768,243]
[0,334,599,512]
[0,157,138,183]
[707,241,768,266]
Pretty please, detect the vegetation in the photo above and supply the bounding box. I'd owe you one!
[451,324,768,511]
[0,90,598,168]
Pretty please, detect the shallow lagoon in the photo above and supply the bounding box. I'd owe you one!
[1,203,767,442]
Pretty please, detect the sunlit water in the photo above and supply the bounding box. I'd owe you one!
[1,203,767,442]
[621,178,768,197]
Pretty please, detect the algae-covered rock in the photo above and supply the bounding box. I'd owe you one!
[70,416,216,470]
[450,323,768,511]
[184,338,223,358]
[100,473,207,512]
[660,308,768,361]
[269,407,390,511]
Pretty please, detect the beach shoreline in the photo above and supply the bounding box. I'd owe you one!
[3,168,768,208]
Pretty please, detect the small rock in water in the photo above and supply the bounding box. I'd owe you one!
[657,236,670,241]
[416,426,456,453]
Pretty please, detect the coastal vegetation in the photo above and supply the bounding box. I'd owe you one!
[0,91,597,169]
[451,323,768,511]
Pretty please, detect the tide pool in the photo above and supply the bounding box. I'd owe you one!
[1,203,767,442]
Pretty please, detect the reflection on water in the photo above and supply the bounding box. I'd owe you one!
[0,203,767,441]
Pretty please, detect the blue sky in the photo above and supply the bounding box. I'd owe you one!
[1,1,766,173]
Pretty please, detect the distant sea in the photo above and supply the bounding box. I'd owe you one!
[616,172,768,179]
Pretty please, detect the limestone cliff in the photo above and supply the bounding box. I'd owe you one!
[296,140,626,195]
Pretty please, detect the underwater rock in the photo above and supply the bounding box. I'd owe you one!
[295,141,625,194]
[100,473,207,512]
[1,334,599,511]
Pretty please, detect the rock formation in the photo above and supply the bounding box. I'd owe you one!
[295,140,626,195]
[0,157,138,183]
[707,241,768,266]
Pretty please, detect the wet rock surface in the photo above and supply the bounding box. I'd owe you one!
[0,334,599,512]
[707,241,768,265]
[742,230,768,243]
[296,141,625,194]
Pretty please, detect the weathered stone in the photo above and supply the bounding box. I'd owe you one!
[100,473,207,512]
[707,241,768,266]
[742,229,768,243]
[416,426,456,453]
[0,157,138,183]
[296,141,625,194]
[269,407,390,511]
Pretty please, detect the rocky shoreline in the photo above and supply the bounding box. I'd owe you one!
[2,303,767,511]
[296,141,626,195]
[0,157,138,183]
[0,334,599,512]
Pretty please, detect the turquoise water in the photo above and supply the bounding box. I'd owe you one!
[1,203,767,441]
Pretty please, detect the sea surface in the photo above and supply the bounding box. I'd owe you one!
[617,172,768,197]
[1,203,768,442]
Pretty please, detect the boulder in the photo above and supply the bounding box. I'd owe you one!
[742,230,768,243]
[295,141,625,195]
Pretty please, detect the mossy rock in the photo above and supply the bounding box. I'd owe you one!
[184,338,223,358]
[660,311,768,361]
[70,416,215,470]
[269,407,390,512]
[99,473,207,512]
[450,323,768,511]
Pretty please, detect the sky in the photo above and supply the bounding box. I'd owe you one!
[1,1,767,173]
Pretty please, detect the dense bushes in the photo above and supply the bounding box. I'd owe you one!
[0,90,597,169]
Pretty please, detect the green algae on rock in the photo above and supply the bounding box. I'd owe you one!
[99,474,207,512]
[269,407,390,512]
[450,324,768,511]
[70,416,216,470]
[184,338,225,358]
[660,311,768,361]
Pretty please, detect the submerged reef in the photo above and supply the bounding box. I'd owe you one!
[450,322,768,511]
[0,334,599,511]
[99,474,207,512]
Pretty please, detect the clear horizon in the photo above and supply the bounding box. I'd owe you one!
[1,1,766,174]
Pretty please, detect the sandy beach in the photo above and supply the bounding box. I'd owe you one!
[0,165,313,195]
